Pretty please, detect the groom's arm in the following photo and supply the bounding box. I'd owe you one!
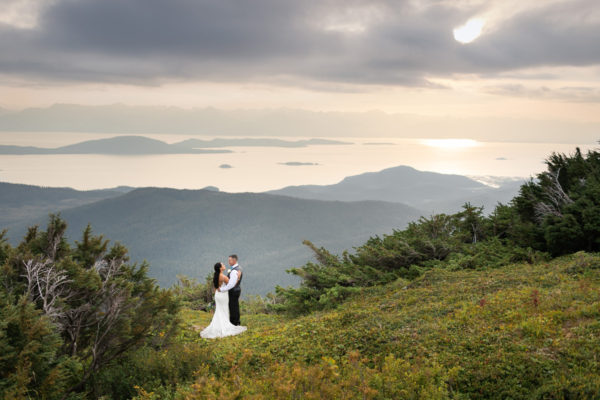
[220,270,238,292]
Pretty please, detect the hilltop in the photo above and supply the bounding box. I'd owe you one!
[0,181,131,228]
[269,165,523,214]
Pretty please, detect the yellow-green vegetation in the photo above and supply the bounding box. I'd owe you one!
[130,252,600,399]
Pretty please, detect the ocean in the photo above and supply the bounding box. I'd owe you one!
[0,132,596,191]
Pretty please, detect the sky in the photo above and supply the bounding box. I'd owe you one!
[1,0,600,131]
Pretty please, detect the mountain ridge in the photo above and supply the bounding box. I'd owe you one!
[269,165,524,213]
[1,103,598,143]
[0,181,133,229]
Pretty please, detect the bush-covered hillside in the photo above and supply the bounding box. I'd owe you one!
[1,145,599,399]
[170,252,600,399]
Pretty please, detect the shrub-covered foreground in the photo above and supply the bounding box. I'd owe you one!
[128,252,600,399]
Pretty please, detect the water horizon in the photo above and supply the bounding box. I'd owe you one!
[1,131,597,193]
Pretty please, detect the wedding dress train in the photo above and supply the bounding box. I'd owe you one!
[200,285,247,339]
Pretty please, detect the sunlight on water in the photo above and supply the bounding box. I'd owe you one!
[421,139,480,149]
[0,132,596,192]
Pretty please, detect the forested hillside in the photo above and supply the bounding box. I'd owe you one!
[4,189,421,294]
[2,166,525,294]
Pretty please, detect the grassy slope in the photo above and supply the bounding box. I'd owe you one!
[157,253,600,399]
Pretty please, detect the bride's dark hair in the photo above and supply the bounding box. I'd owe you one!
[212,263,222,289]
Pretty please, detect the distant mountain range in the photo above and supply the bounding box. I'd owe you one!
[0,135,350,155]
[1,103,598,143]
[0,165,526,294]
[269,165,524,214]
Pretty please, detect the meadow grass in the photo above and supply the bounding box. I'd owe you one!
[135,252,600,399]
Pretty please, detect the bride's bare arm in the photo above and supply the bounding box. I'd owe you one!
[217,274,230,290]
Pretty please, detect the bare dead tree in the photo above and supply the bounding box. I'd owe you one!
[60,259,127,356]
[95,258,123,282]
[89,285,129,368]
[22,259,72,326]
[62,302,94,357]
[534,168,574,222]
[60,257,152,398]
[21,253,168,399]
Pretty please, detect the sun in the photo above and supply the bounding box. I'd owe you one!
[453,18,485,44]
[422,139,480,149]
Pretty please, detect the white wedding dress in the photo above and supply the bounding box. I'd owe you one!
[200,284,247,339]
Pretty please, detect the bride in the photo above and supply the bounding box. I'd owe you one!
[200,262,247,339]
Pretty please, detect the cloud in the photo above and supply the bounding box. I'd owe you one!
[484,84,600,103]
[0,0,599,88]
[459,0,600,71]
[0,0,45,29]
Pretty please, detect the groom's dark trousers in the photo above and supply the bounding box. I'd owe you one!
[228,289,241,326]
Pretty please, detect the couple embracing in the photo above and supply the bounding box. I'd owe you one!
[200,254,248,339]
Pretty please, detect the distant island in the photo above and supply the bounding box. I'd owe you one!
[279,162,320,166]
[0,135,352,155]
[176,138,351,148]
[0,136,231,155]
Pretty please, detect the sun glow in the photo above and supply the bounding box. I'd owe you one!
[422,139,480,149]
[453,18,485,44]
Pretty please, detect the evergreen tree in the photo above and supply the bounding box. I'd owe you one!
[0,215,180,398]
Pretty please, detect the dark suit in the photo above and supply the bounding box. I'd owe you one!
[227,265,242,325]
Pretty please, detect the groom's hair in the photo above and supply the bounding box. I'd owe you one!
[229,254,238,261]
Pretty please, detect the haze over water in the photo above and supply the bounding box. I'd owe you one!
[1,132,595,192]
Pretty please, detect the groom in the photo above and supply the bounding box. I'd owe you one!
[219,254,243,326]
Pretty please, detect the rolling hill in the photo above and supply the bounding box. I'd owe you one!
[179,252,600,398]
[3,187,422,294]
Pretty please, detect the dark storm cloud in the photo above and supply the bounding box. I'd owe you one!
[0,0,599,87]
